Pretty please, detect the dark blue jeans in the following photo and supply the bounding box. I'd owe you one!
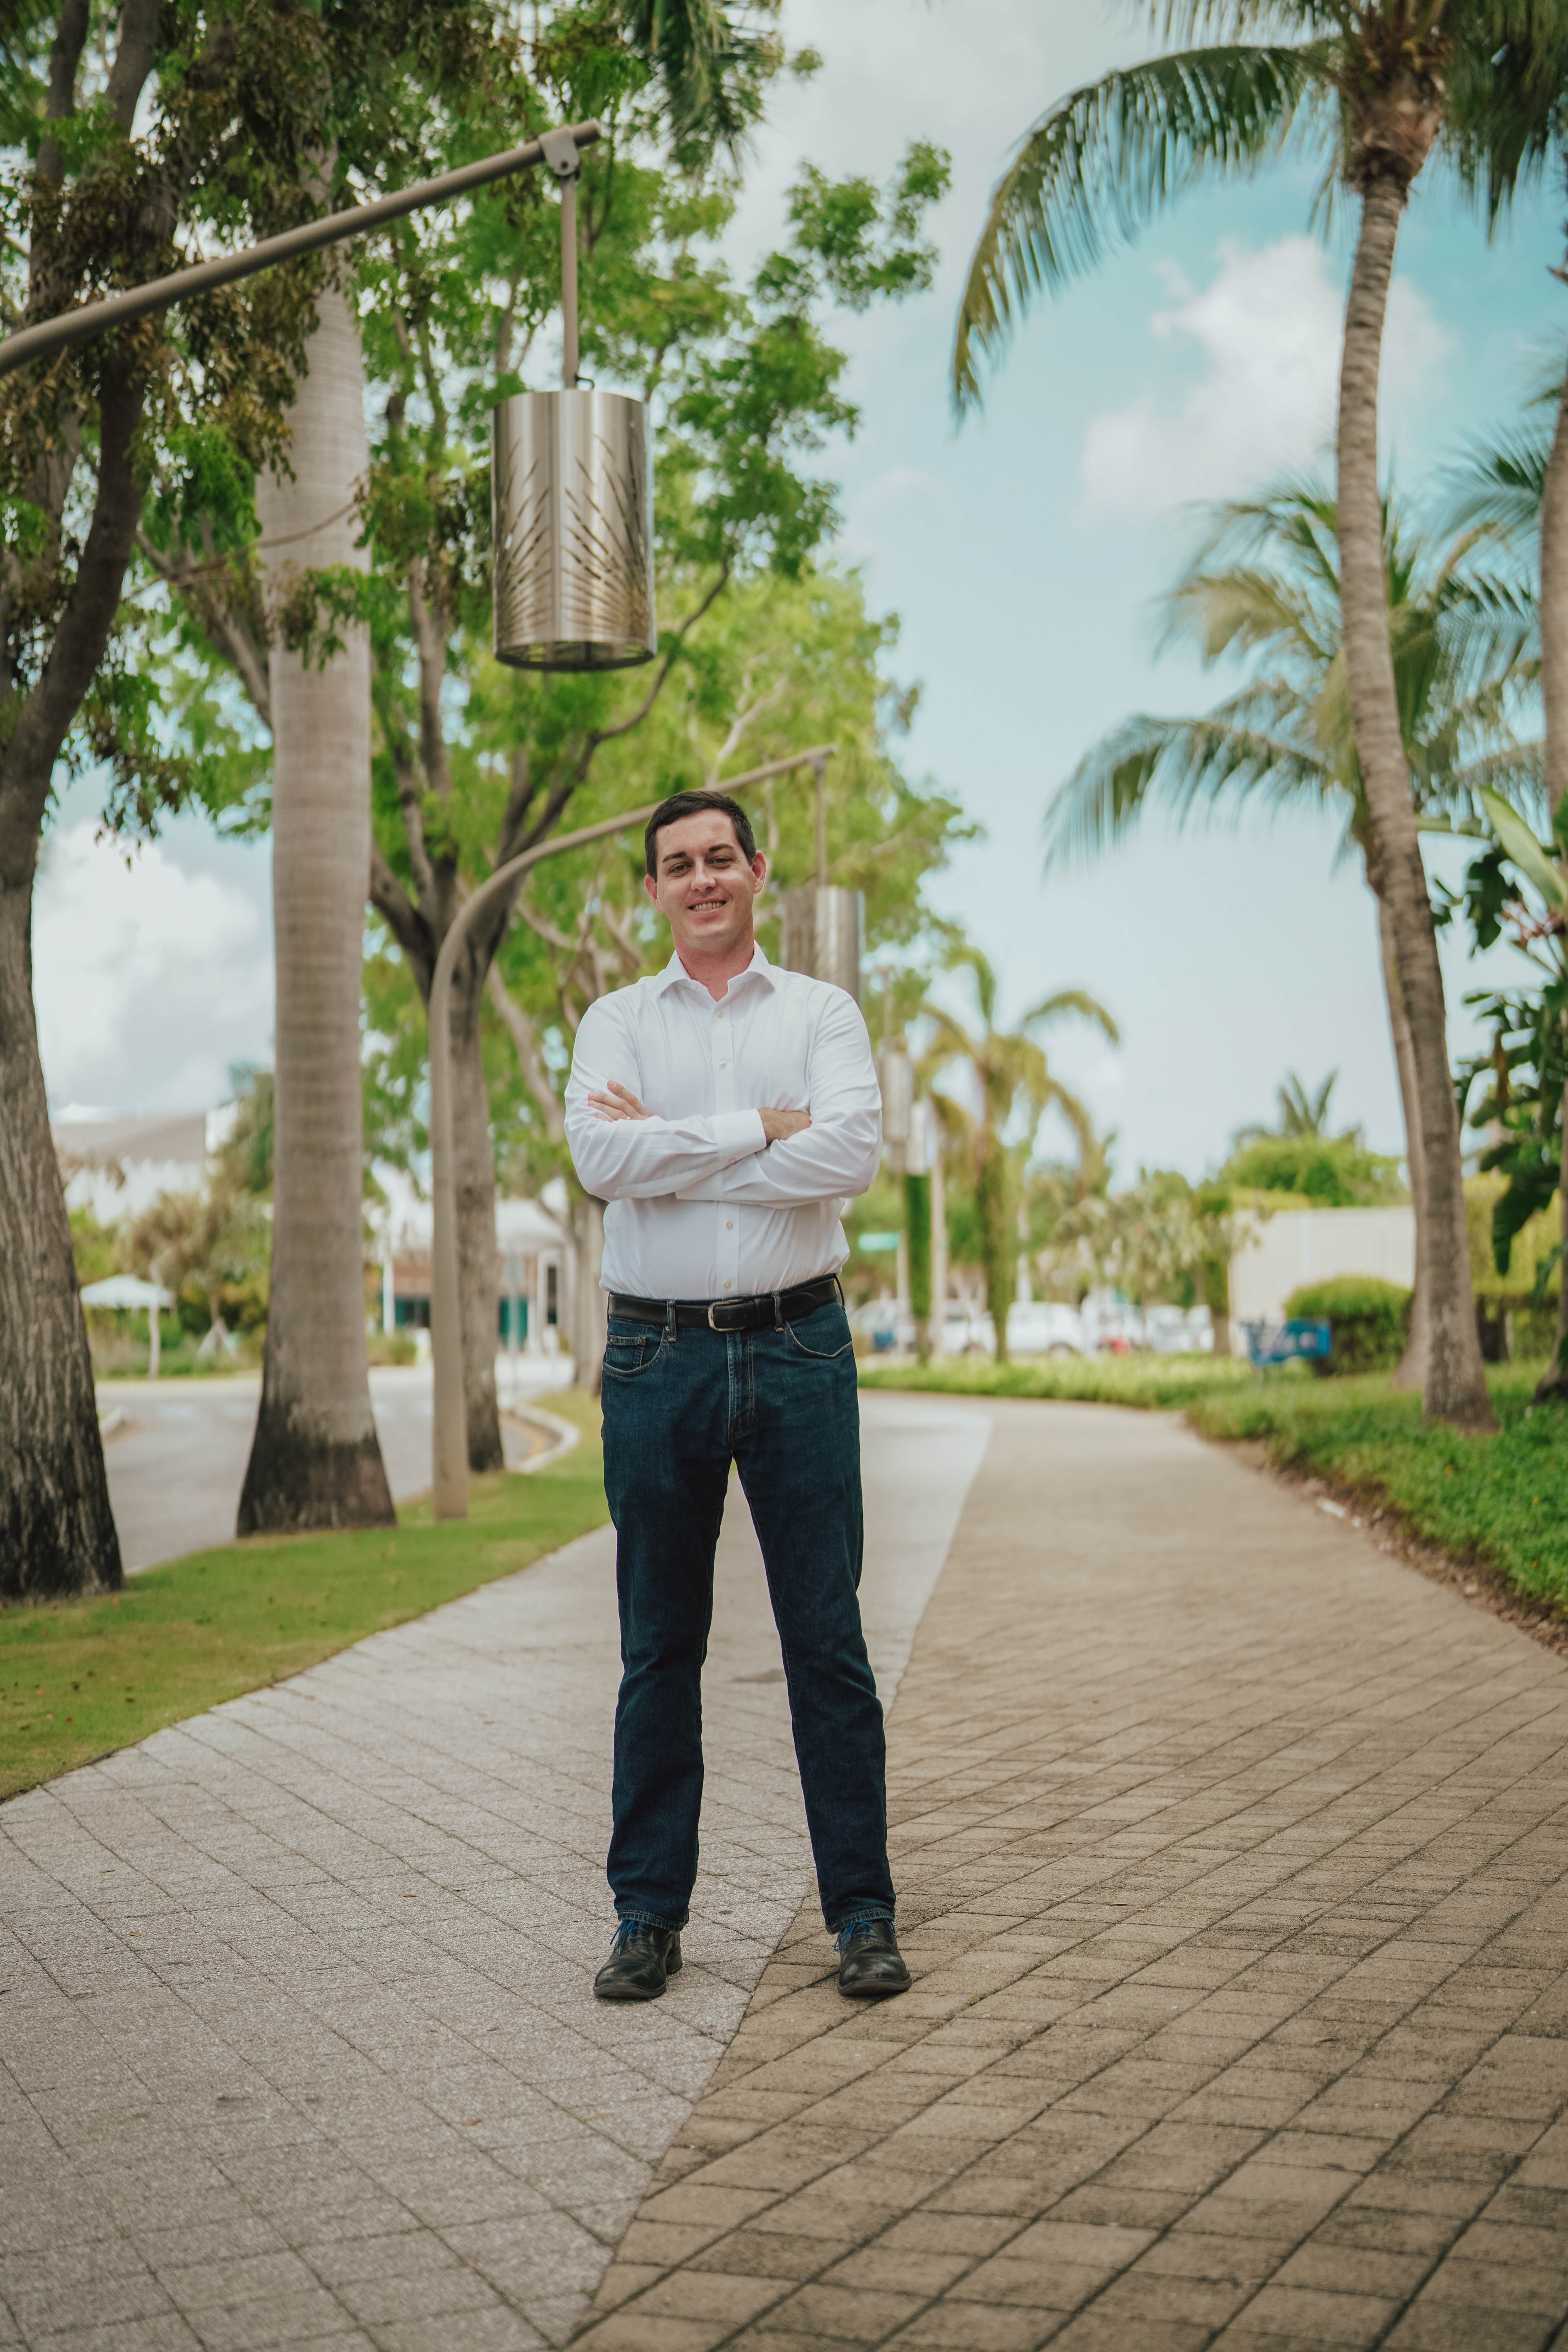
[600,1296,894,1936]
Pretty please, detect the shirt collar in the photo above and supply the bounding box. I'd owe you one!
[655,941,777,998]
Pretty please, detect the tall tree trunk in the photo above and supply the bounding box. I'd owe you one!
[1535,370,1568,1398]
[977,1138,1011,1363]
[238,285,395,1533]
[568,1192,606,1396]
[0,886,122,1599]
[1336,175,1491,1429]
[1367,849,1429,1390]
[0,359,153,1599]
[450,969,503,1471]
[930,1132,948,1356]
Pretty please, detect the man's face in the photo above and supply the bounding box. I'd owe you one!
[646,812,765,960]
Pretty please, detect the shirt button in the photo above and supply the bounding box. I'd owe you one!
[723,1280,733,1290]
[726,1220,734,1230]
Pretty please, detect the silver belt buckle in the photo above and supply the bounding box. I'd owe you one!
[707,1301,725,1330]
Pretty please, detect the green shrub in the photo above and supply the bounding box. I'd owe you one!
[1284,1274,1410,1376]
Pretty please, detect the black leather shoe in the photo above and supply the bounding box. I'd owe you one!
[594,1921,682,2002]
[836,1920,910,1998]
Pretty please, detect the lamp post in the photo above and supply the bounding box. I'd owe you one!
[0,123,606,382]
[427,745,837,1521]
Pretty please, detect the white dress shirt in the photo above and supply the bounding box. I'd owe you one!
[564,944,882,1301]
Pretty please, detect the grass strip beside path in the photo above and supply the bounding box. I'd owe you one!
[0,1391,609,1805]
[862,1352,1258,1410]
[864,1356,1568,1610]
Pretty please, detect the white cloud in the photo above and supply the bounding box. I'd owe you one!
[34,822,273,1114]
[1079,235,1453,517]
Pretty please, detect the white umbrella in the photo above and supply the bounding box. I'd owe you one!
[81,1276,174,1310]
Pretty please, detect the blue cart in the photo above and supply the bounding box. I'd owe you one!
[1239,1317,1332,1370]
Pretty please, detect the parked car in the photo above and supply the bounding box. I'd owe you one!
[1145,1304,1214,1354]
[1005,1301,1087,1357]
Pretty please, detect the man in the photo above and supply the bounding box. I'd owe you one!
[564,788,910,2004]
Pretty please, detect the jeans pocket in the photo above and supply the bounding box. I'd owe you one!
[602,1329,666,1379]
[784,1304,855,1361]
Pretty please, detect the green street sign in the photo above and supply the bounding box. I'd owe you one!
[858,1231,900,1253]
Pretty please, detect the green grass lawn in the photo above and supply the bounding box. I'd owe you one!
[864,1353,1568,1610]
[0,1391,608,1804]
[861,1350,1260,1411]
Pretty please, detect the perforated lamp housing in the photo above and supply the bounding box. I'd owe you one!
[492,388,657,671]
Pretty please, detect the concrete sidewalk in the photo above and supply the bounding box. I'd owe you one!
[0,1395,986,2350]
[578,1400,1568,2352]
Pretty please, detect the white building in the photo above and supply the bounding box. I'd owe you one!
[1230,1205,1416,1327]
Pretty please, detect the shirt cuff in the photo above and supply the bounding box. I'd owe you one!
[711,1108,768,1165]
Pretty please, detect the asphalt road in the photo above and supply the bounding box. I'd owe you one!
[96,1363,566,1573]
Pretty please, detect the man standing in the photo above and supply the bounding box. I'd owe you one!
[564,788,910,2004]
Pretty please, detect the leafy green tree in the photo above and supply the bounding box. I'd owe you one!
[950,0,1568,1430]
[920,949,1117,1362]
[1046,478,1534,1387]
[0,0,428,1594]
[1452,786,1568,1391]
[1220,1131,1406,1203]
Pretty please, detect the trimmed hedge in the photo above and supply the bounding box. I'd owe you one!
[1283,1274,1410,1376]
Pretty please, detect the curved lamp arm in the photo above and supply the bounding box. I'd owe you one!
[427,746,836,1518]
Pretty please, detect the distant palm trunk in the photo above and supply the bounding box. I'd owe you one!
[451,966,504,1468]
[1536,372,1568,1397]
[1337,177,1490,1430]
[238,283,395,1533]
[1367,854,1428,1390]
[568,1193,606,1396]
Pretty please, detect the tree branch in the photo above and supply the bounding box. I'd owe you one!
[485,964,566,1142]
[105,0,159,129]
[370,838,435,996]
[138,530,273,728]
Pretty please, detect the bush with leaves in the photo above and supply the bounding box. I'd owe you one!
[1285,1275,1411,1377]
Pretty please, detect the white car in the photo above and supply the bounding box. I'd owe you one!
[1005,1301,1087,1357]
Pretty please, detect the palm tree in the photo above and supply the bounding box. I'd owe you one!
[237,283,396,1536]
[951,1,1568,1427]
[1046,478,1537,1388]
[920,949,1118,1362]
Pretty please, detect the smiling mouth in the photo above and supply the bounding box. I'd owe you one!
[690,897,727,913]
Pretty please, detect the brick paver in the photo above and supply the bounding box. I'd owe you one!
[576,1398,1568,2352]
[0,1394,987,2350]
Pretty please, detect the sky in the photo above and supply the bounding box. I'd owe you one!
[37,0,1568,1179]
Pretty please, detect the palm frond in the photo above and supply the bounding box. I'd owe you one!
[952,44,1325,410]
[1445,4,1568,229]
[615,0,775,158]
[1020,989,1120,1045]
[1043,711,1333,869]
[1440,418,1553,551]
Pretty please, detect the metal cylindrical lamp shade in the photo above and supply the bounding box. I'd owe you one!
[778,884,864,1006]
[493,388,657,671]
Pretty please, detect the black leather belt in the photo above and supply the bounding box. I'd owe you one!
[609,1276,842,1335]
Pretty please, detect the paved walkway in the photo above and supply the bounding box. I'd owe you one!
[577,1401,1568,2352]
[11,1397,1568,2352]
[0,1394,985,2350]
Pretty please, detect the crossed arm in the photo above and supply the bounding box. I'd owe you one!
[563,992,881,1207]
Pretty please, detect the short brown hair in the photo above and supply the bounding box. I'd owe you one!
[644,789,757,878]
